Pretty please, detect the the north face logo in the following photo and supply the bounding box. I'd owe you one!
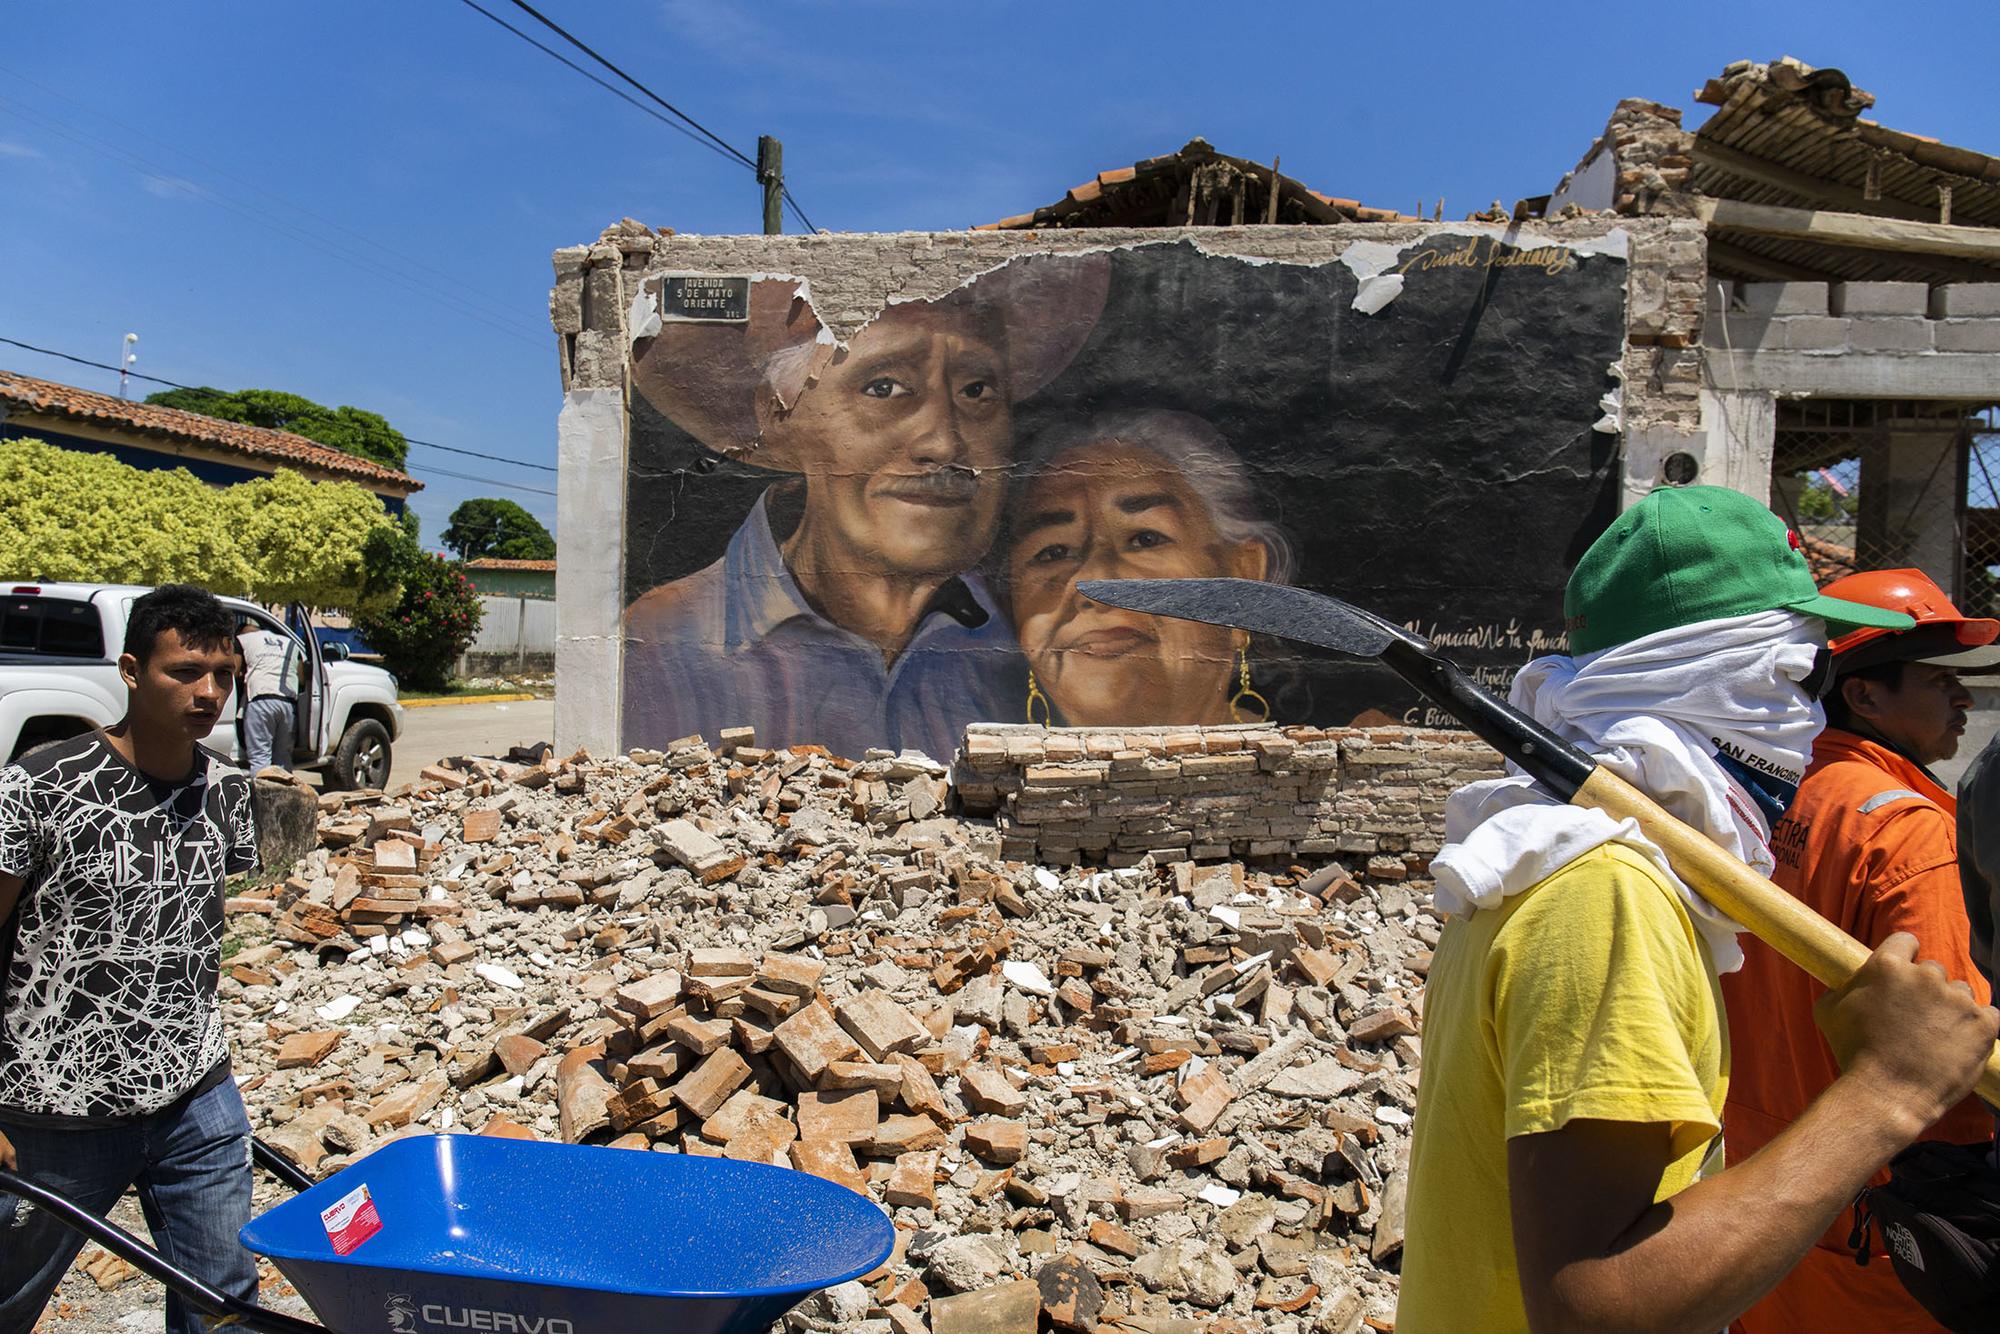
[1886,1222,1926,1273]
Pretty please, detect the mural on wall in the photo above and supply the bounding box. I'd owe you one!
[622,237,1626,758]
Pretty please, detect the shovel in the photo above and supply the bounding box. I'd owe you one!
[1078,576,2000,1107]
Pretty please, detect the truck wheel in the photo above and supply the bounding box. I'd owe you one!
[331,719,392,791]
[9,718,89,764]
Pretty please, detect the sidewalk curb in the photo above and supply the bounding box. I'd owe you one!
[401,692,541,708]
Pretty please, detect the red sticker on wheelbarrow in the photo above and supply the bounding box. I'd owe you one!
[320,1183,382,1255]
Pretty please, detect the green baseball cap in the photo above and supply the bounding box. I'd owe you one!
[1564,485,1914,656]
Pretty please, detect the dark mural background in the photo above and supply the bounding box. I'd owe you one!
[621,238,1626,754]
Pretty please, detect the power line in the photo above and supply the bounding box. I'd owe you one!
[0,61,549,344]
[0,91,550,349]
[406,437,554,473]
[460,0,820,233]
[417,463,556,497]
[452,0,742,168]
[0,336,557,484]
[0,336,185,389]
[500,0,756,168]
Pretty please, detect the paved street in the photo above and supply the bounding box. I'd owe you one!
[383,698,554,789]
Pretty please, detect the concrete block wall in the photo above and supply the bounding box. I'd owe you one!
[1704,282,2000,356]
[952,723,1503,874]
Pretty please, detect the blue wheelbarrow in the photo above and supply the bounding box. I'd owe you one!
[0,1133,894,1334]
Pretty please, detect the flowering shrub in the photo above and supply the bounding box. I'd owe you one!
[0,439,407,610]
[352,553,483,690]
[0,438,257,592]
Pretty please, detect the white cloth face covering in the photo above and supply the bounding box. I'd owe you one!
[1429,609,1828,975]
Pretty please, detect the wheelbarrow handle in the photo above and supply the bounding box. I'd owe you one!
[0,1167,329,1334]
[253,1134,319,1195]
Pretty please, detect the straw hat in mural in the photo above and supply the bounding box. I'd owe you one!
[629,252,1111,473]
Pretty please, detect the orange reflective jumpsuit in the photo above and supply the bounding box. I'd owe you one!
[1723,728,1993,1333]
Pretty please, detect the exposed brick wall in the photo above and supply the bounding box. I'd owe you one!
[1604,98,1696,217]
[1621,217,1709,437]
[952,724,1504,879]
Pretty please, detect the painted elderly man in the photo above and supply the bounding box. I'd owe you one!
[623,255,1106,761]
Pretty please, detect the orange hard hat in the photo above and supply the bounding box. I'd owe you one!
[1821,568,2000,673]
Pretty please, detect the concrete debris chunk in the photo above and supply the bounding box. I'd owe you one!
[834,990,927,1062]
[1264,1059,1365,1100]
[930,1277,1039,1334]
[774,1001,861,1082]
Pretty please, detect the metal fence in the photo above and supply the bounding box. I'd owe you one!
[459,595,555,675]
[1769,400,1998,607]
[1963,406,2000,618]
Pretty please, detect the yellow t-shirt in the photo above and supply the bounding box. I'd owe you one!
[1396,843,1729,1333]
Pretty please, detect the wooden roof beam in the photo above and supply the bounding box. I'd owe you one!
[1697,197,2000,263]
[1694,140,1936,223]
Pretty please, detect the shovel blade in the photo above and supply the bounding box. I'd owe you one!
[1076,578,1399,659]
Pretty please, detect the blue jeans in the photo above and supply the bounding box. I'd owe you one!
[0,1076,257,1334]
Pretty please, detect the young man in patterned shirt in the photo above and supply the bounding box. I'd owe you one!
[0,584,262,1334]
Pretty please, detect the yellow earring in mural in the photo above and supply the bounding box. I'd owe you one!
[1230,645,1271,724]
[1026,669,1052,726]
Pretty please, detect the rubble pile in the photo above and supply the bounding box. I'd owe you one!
[221,727,1463,1334]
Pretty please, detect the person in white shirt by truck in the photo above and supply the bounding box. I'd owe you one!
[235,616,301,774]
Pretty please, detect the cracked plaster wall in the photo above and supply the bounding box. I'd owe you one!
[550,218,1711,756]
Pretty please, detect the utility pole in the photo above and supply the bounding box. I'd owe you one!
[119,333,139,400]
[757,135,783,236]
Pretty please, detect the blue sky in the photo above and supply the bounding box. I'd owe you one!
[3,1,1995,546]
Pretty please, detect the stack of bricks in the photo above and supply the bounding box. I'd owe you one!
[555,945,1020,1230]
[273,801,466,946]
[953,723,1503,873]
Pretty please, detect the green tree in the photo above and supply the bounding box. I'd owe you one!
[360,510,427,611]
[146,387,410,471]
[353,552,483,690]
[235,470,411,611]
[0,439,408,611]
[441,497,555,561]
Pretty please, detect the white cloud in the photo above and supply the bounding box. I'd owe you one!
[140,172,203,200]
[0,140,43,159]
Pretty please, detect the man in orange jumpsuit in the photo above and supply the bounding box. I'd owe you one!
[1724,568,2000,1332]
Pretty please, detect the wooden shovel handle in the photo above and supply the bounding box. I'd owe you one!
[1576,767,2000,1109]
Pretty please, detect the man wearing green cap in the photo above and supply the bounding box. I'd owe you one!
[1397,485,1999,1333]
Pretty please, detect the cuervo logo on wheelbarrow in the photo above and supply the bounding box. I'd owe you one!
[385,1293,421,1333]
[1078,576,2000,1107]
[385,1292,574,1334]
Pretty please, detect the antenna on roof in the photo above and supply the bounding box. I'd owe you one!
[118,333,138,400]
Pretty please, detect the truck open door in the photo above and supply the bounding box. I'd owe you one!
[285,603,326,760]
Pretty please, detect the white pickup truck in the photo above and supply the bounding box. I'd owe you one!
[0,581,403,788]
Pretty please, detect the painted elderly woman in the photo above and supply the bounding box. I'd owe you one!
[1004,409,1294,727]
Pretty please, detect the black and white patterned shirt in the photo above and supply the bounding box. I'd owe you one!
[0,732,259,1123]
